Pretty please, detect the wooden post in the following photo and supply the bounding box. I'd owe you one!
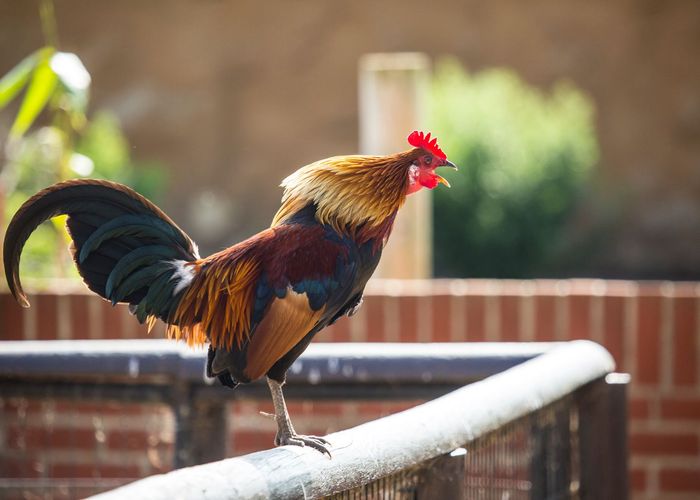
[359,52,431,278]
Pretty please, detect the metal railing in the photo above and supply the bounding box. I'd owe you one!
[0,340,555,467]
[0,340,626,499]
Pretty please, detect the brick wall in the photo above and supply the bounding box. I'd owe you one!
[1,279,699,499]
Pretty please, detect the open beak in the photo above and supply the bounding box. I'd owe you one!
[435,159,458,188]
[435,174,451,188]
[443,159,458,170]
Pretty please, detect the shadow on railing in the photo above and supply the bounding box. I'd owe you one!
[0,341,627,499]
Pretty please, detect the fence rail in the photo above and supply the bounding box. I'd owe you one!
[81,341,623,500]
[0,340,626,499]
[0,340,557,466]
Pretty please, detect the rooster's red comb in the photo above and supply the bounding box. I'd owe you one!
[407,130,446,160]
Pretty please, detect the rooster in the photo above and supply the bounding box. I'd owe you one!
[3,131,455,455]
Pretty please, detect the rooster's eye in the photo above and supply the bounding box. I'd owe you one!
[424,156,432,165]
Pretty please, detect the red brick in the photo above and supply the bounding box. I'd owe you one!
[534,295,557,341]
[602,296,625,369]
[52,400,149,415]
[628,398,650,419]
[398,296,418,342]
[356,400,421,418]
[232,401,261,415]
[357,402,386,417]
[285,401,308,415]
[321,322,338,342]
[629,431,699,455]
[499,295,520,341]
[36,294,58,340]
[334,322,348,342]
[630,467,647,492]
[661,397,700,420]
[363,296,385,342]
[465,295,486,341]
[660,467,700,492]
[51,463,93,479]
[0,293,24,340]
[232,430,275,453]
[1,398,45,413]
[567,295,591,340]
[636,282,666,296]
[52,463,141,479]
[0,458,44,478]
[7,427,99,450]
[383,400,423,414]
[308,401,347,416]
[568,278,600,296]
[106,430,156,450]
[120,304,143,339]
[330,317,351,342]
[431,294,452,342]
[673,297,697,386]
[637,296,662,385]
[491,280,522,295]
[448,296,466,341]
[101,301,124,338]
[69,294,90,339]
[672,282,700,298]
[148,320,166,340]
[2,399,153,417]
[417,296,433,330]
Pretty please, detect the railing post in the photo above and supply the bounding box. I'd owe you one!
[189,396,228,465]
[528,405,572,500]
[529,416,547,499]
[551,404,573,497]
[172,383,227,468]
[417,452,466,499]
[576,373,629,500]
[172,382,194,468]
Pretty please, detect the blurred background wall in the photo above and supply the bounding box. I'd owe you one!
[1,0,698,279]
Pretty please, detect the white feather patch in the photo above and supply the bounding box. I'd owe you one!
[408,163,420,185]
[171,260,195,295]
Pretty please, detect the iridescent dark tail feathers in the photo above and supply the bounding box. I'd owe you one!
[3,179,199,326]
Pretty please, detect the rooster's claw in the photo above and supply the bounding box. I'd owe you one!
[275,432,332,457]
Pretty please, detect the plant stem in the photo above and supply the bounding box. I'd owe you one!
[39,0,60,49]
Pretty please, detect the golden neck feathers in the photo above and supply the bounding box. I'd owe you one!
[271,150,420,234]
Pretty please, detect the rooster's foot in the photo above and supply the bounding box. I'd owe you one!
[275,431,331,457]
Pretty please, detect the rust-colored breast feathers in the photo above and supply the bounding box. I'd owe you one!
[243,290,324,380]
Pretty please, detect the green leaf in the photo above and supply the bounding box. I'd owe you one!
[0,48,48,109]
[9,51,59,138]
[51,52,91,113]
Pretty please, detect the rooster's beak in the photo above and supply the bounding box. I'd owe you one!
[434,159,457,188]
[443,160,458,170]
[435,175,451,188]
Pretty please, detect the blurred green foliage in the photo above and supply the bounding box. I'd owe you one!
[3,114,166,281]
[430,60,599,278]
[75,112,166,199]
[1,45,165,284]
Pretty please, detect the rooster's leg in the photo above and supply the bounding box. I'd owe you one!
[266,377,331,457]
